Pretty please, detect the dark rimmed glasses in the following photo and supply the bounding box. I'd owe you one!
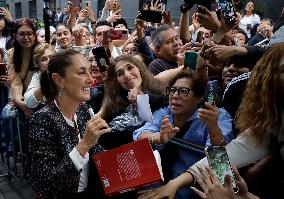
[166,86,192,98]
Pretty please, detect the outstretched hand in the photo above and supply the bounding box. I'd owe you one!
[159,115,179,144]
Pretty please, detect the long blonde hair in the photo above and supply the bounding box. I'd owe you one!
[236,44,284,143]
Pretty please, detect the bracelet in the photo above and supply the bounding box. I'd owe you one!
[151,133,156,144]
[217,138,226,146]
[185,170,197,187]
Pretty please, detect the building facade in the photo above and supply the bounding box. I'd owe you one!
[4,0,284,28]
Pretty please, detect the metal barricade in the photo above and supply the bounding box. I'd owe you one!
[0,107,26,181]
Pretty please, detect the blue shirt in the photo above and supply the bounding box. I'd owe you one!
[133,106,234,199]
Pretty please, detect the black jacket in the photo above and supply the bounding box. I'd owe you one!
[29,101,103,199]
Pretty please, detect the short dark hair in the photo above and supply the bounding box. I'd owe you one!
[236,28,249,44]
[95,20,112,30]
[40,49,80,100]
[113,18,128,30]
[151,24,174,49]
[169,68,208,98]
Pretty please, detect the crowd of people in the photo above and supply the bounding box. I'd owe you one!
[0,0,284,198]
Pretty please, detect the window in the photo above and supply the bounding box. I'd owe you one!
[49,0,56,12]
[29,0,37,19]
[15,2,22,19]
[97,0,106,18]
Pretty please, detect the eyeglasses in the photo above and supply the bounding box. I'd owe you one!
[166,86,192,97]
[17,31,34,38]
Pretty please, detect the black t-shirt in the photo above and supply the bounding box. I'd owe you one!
[148,58,178,75]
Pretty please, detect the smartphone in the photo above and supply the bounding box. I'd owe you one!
[85,1,91,9]
[92,46,110,72]
[71,0,81,8]
[112,0,121,12]
[184,51,198,71]
[205,146,238,191]
[0,63,7,76]
[197,0,212,13]
[139,10,163,23]
[216,0,237,25]
[246,24,252,30]
[110,29,128,40]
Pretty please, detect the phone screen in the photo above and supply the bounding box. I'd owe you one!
[85,1,91,8]
[217,0,237,25]
[184,51,198,71]
[92,46,110,72]
[0,63,7,76]
[205,146,238,190]
[110,29,128,40]
[139,10,162,23]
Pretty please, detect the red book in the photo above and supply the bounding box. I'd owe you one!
[92,138,163,196]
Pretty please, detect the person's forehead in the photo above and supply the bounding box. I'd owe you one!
[115,60,135,71]
[237,32,245,38]
[160,29,178,40]
[96,25,110,32]
[57,25,69,32]
[18,25,33,32]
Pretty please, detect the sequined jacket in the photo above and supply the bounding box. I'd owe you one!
[29,101,103,199]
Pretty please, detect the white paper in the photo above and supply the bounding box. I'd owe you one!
[137,94,153,123]
[153,150,164,181]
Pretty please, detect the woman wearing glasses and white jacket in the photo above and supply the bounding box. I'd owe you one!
[133,69,234,199]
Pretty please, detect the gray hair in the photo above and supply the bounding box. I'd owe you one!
[151,24,174,49]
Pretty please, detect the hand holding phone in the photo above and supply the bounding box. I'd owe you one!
[0,63,7,76]
[184,51,198,71]
[217,0,237,25]
[205,146,238,191]
[112,0,121,13]
[110,29,128,40]
[85,1,91,9]
[92,46,110,72]
[139,10,163,23]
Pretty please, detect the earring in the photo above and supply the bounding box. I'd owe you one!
[58,88,64,97]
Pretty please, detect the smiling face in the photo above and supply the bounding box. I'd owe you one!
[58,54,93,103]
[16,25,36,48]
[115,60,142,91]
[56,25,72,49]
[169,77,201,117]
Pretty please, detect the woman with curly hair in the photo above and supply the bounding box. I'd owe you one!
[138,43,284,199]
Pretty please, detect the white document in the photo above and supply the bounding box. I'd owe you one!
[137,94,153,123]
[153,150,164,181]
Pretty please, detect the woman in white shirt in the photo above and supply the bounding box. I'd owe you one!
[239,1,260,39]
[24,43,55,109]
